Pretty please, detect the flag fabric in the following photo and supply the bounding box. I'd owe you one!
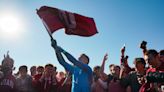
[37,6,64,33]
[37,6,98,37]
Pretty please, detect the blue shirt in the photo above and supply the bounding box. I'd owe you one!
[57,52,92,92]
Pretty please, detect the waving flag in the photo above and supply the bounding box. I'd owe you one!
[37,6,98,37]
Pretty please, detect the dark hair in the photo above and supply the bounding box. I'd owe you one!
[54,66,57,71]
[109,64,115,69]
[37,66,44,70]
[30,66,36,71]
[36,66,44,70]
[159,50,164,56]
[134,57,146,67]
[93,66,101,72]
[146,49,158,57]
[19,65,27,71]
[114,65,120,70]
[45,64,54,68]
[82,54,89,64]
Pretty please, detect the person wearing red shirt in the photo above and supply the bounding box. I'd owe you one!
[140,49,164,92]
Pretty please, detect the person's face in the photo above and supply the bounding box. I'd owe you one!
[37,68,44,74]
[78,55,88,64]
[45,66,53,77]
[30,66,36,75]
[114,66,120,76]
[3,67,12,76]
[160,55,164,62]
[110,66,115,75]
[145,54,158,68]
[94,68,101,76]
[59,72,65,78]
[19,69,27,77]
[135,62,145,72]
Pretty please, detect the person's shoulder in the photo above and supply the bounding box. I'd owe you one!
[81,63,92,71]
[28,74,32,77]
[107,74,114,81]
[88,65,92,70]
[84,65,93,74]
[87,65,93,74]
[15,76,20,80]
[129,71,137,75]
[10,74,16,79]
[128,71,139,78]
[146,67,156,73]
[108,74,113,77]
[26,74,32,79]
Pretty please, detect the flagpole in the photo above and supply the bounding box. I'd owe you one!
[41,18,57,49]
[41,18,54,40]
[36,9,53,39]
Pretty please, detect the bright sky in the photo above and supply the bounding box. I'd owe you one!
[0,0,164,74]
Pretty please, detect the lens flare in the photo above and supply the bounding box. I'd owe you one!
[0,10,25,39]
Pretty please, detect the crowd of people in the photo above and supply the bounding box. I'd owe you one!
[0,40,164,92]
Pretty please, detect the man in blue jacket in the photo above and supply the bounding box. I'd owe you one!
[51,39,93,92]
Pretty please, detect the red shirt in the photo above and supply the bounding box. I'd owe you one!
[32,74,42,92]
[139,61,164,92]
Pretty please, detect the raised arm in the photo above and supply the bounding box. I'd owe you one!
[100,53,108,73]
[56,51,74,73]
[120,44,125,66]
[55,46,92,73]
[139,41,147,57]
[51,39,74,73]
[63,49,92,73]
[51,39,91,73]
[99,53,109,82]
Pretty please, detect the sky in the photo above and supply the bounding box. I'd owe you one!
[0,0,164,74]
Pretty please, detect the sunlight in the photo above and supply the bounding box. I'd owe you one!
[0,10,25,39]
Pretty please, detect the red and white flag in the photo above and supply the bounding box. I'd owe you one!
[37,6,98,37]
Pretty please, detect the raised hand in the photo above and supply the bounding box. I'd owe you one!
[101,53,108,73]
[121,44,126,55]
[140,41,147,49]
[103,53,108,62]
[139,41,147,56]
[55,46,65,53]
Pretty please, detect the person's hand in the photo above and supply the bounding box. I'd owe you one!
[39,72,46,82]
[123,56,129,66]
[121,45,125,54]
[103,53,108,62]
[55,46,65,53]
[140,41,147,49]
[51,39,57,49]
